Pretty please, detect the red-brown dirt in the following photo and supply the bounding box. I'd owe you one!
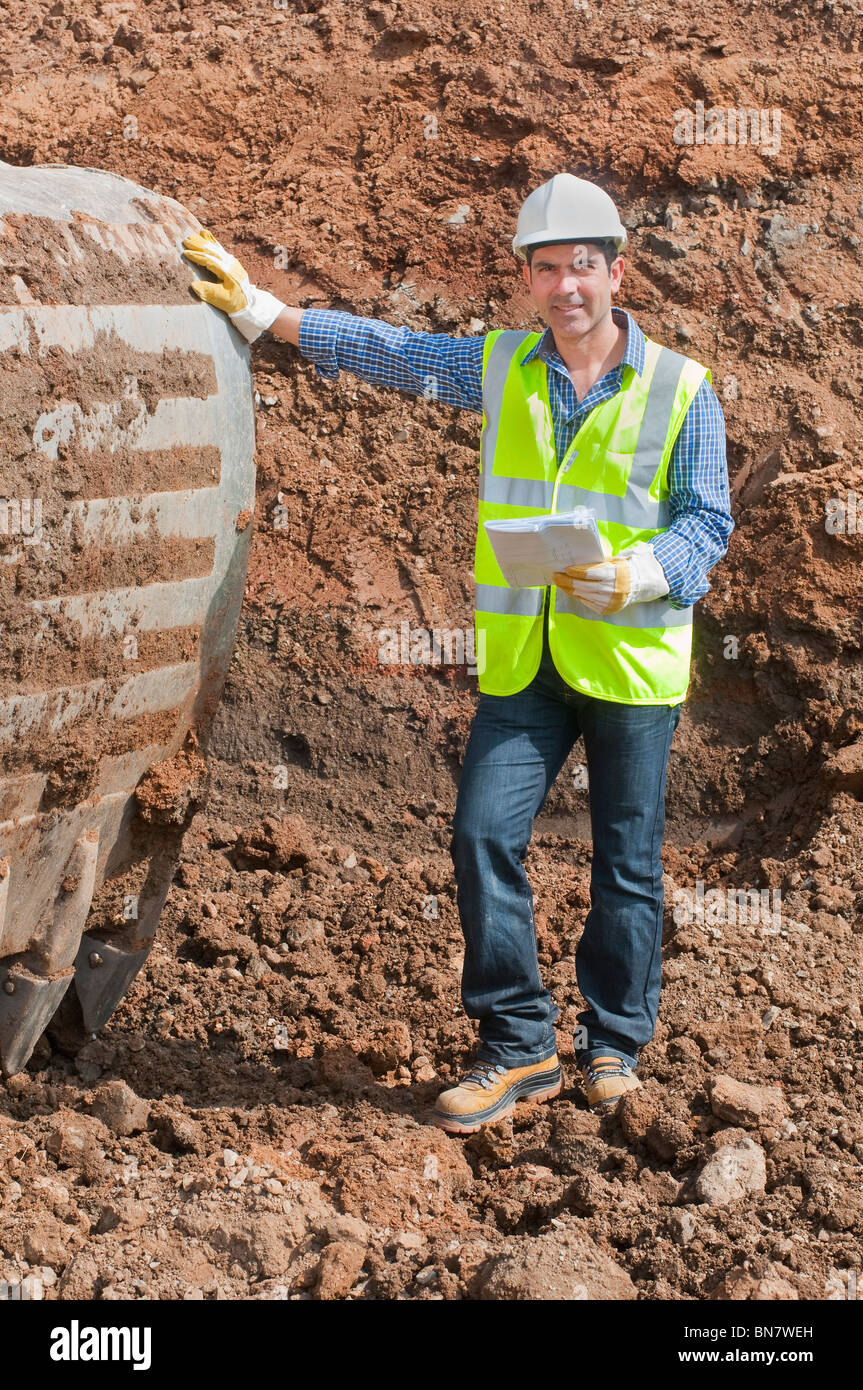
[0,0,861,1302]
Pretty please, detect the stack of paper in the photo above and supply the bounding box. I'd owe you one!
[484,508,608,588]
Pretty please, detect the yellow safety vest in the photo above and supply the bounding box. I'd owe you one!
[475,328,709,705]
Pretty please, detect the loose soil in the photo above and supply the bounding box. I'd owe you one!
[0,0,861,1302]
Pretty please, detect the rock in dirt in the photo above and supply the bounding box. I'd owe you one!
[90,1079,151,1136]
[57,1250,104,1299]
[709,1263,804,1300]
[617,1080,694,1159]
[821,740,863,795]
[314,1239,367,1299]
[148,1103,204,1153]
[695,1137,767,1206]
[23,1214,84,1268]
[235,813,329,874]
[707,1074,789,1129]
[134,736,208,826]
[95,1198,150,1235]
[313,1212,371,1247]
[360,1021,412,1073]
[669,1210,698,1246]
[175,1180,334,1279]
[44,1109,109,1174]
[473,1225,637,1300]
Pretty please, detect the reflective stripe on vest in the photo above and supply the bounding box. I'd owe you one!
[474,326,708,704]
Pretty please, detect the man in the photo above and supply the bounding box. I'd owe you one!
[181,172,733,1134]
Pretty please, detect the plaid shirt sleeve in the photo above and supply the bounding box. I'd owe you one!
[298,308,485,414]
[648,377,734,608]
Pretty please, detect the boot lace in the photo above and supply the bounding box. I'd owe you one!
[585,1058,632,1086]
[460,1060,507,1090]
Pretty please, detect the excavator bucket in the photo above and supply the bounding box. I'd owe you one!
[0,162,256,1073]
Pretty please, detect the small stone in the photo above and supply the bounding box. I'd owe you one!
[709,1263,801,1300]
[360,1021,412,1074]
[707,1074,789,1129]
[90,1080,150,1137]
[474,1227,636,1301]
[95,1199,149,1235]
[44,1110,108,1173]
[148,1106,203,1154]
[647,231,687,260]
[669,1210,697,1245]
[721,375,739,401]
[392,1230,425,1250]
[695,1137,767,1206]
[315,1240,367,1300]
[764,214,811,251]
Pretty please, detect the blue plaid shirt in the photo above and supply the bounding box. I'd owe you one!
[298,305,733,608]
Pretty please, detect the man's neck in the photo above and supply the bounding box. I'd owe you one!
[550,309,626,392]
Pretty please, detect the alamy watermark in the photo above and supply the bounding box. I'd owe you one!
[0,498,43,543]
[825,490,859,534]
[673,880,782,930]
[0,1276,42,1300]
[377,622,486,676]
[50,1321,151,1370]
[825,1267,859,1300]
[673,101,782,156]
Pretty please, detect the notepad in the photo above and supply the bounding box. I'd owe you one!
[484,508,609,589]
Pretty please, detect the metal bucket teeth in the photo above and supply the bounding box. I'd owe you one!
[73,933,152,1035]
[0,964,74,1076]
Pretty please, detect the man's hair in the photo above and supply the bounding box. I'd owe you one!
[525,238,619,272]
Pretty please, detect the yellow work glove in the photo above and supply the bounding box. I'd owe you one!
[181,229,285,343]
[553,540,670,616]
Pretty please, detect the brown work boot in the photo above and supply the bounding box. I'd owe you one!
[579,1055,641,1113]
[432,1054,562,1134]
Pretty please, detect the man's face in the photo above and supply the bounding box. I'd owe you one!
[521,242,624,340]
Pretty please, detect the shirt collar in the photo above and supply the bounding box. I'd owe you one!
[519,306,646,379]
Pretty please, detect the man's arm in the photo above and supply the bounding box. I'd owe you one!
[648,378,734,608]
[270,305,303,346]
[285,308,484,414]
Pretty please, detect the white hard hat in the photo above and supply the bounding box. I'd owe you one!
[512,173,627,260]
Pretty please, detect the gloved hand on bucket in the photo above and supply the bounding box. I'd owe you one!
[182,229,286,343]
[553,540,670,616]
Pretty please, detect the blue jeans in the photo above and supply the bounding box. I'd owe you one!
[450,642,682,1072]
